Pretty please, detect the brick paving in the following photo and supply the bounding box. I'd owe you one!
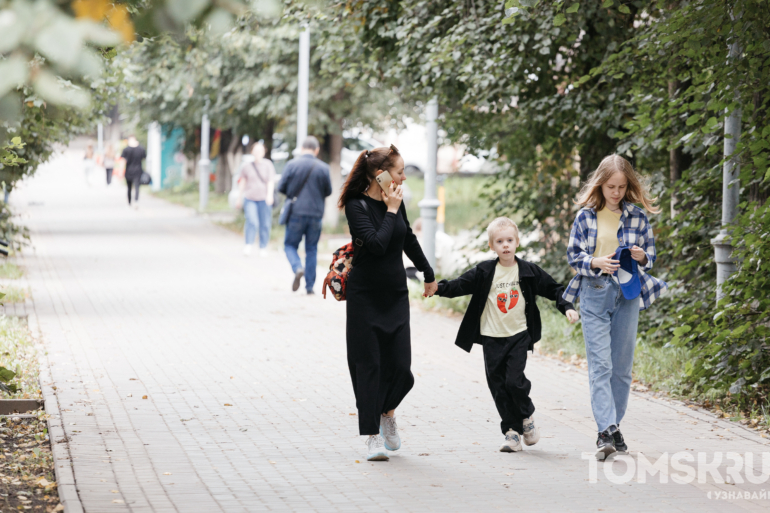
[12,149,770,512]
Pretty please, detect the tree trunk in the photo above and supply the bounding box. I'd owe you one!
[323,121,344,229]
[669,79,682,218]
[263,119,276,161]
[579,132,615,183]
[215,130,238,194]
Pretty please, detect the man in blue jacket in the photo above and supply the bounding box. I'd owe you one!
[278,136,332,294]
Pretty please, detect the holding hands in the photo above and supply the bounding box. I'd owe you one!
[566,309,580,324]
[423,281,438,298]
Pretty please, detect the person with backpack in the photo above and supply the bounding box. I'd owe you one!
[338,144,437,461]
[237,141,276,257]
[277,136,332,294]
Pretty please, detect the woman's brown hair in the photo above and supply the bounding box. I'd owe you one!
[338,144,401,209]
[575,155,660,214]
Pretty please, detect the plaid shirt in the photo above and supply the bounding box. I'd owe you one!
[563,202,667,310]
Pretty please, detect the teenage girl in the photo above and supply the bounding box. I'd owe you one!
[564,155,667,460]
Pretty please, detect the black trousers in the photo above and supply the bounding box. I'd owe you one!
[106,168,113,185]
[127,178,140,203]
[482,331,536,435]
[347,318,414,436]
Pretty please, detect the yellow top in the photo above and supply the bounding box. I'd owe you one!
[480,262,527,338]
[593,207,622,258]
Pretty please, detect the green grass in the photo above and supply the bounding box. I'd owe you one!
[404,175,493,234]
[1,286,27,304]
[151,182,233,212]
[0,263,23,279]
[0,315,40,399]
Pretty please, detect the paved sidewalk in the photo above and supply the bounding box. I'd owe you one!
[13,150,770,512]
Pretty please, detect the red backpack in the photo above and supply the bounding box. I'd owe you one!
[322,198,373,301]
[322,242,356,301]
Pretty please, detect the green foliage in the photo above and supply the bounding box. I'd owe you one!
[0,315,39,398]
[352,0,770,407]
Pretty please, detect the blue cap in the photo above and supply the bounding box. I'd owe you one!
[615,246,641,300]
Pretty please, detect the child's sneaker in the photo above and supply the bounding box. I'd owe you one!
[522,416,540,446]
[595,429,617,460]
[499,429,523,452]
[379,415,401,451]
[366,435,389,461]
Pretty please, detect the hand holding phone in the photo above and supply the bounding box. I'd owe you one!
[381,180,403,213]
[375,170,394,191]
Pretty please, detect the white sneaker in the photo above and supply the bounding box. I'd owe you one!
[380,415,401,451]
[522,416,540,446]
[366,435,389,461]
[500,429,523,452]
[243,244,253,256]
[259,248,268,258]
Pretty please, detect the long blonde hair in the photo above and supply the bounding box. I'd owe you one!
[575,155,660,213]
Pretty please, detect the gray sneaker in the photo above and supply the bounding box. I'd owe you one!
[380,415,401,451]
[522,416,540,446]
[366,435,389,461]
[292,268,304,292]
[500,429,523,452]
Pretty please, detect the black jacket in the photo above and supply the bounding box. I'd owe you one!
[436,257,575,352]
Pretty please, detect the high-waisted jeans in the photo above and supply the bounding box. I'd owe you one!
[580,275,639,433]
[243,199,271,248]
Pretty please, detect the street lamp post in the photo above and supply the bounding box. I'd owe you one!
[419,97,441,269]
[296,24,310,153]
[199,105,211,212]
[710,38,742,304]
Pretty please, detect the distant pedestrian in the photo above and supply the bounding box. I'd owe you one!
[104,144,115,185]
[120,135,146,209]
[564,154,667,460]
[436,217,578,454]
[277,136,332,294]
[338,144,436,461]
[83,144,96,186]
[237,141,276,257]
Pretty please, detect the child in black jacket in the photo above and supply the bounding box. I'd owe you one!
[436,217,579,452]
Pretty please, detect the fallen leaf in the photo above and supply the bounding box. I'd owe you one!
[349,413,356,416]
[112,499,124,504]
[36,477,51,487]
[53,505,64,512]
[224,403,233,406]
[269,461,276,464]
[142,395,148,400]
[110,490,119,493]
[355,460,360,463]
[163,472,172,475]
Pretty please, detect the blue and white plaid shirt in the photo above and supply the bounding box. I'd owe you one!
[563,202,667,310]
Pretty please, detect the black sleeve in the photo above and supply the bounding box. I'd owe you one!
[436,265,478,298]
[120,148,128,159]
[400,205,435,283]
[278,165,293,195]
[346,199,396,256]
[534,264,575,315]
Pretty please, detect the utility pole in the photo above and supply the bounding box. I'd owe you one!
[296,24,310,153]
[97,122,104,155]
[419,98,441,269]
[147,122,162,192]
[711,37,742,304]
[199,100,211,212]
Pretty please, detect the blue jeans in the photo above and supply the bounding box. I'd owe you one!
[580,275,639,433]
[284,215,323,292]
[244,199,271,248]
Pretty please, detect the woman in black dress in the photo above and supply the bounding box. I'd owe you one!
[338,144,438,461]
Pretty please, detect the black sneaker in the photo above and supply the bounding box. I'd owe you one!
[612,429,628,453]
[306,290,315,295]
[595,430,617,460]
[292,269,304,292]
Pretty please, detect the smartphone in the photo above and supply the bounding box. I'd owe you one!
[375,170,394,191]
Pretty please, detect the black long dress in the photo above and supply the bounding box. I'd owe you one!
[345,194,435,435]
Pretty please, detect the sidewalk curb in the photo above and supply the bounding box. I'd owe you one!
[28,293,85,513]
